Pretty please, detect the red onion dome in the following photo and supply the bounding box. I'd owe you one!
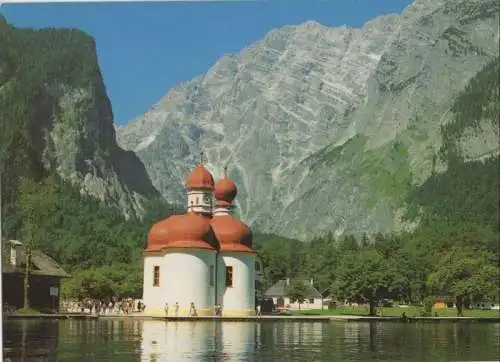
[210,215,255,253]
[147,212,217,251]
[185,164,215,190]
[214,176,237,204]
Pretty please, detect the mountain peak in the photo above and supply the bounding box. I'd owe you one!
[117,0,499,239]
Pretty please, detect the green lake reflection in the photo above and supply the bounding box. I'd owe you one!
[3,319,500,361]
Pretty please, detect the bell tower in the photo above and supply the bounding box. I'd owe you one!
[185,152,215,216]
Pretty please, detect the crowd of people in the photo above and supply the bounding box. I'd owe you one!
[62,299,145,315]
[64,299,266,317]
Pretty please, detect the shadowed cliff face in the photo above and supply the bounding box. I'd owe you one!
[117,0,499,239]
[0,16,161,218]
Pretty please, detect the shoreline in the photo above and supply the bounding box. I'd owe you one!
[4,313,500,323]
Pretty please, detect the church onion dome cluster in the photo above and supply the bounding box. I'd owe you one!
[146,163,254,254]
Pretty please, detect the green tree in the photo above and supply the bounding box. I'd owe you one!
[374,233,426,303]
[60,263,143,301]
[421,296,434,317]
[332,248,398,316]
[338,234,359,253]
[253,233,305,290]
[300,236,339,294]
[427,246,499,316]
[61,269,115,301]
[286,279,308,310]
[99,264,143,299]
[18,176,57,309]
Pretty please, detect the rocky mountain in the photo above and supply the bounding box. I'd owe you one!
[117,0,499,239]
[0,16,160,218]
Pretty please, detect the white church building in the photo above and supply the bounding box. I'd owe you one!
[142,163,257,317]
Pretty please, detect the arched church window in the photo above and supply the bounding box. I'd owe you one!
[225,266,233,287]
[153,266,160,287]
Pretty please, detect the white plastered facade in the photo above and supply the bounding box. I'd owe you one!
[142,249,217,316]
[216,252,256,316]
[143,249,256,317]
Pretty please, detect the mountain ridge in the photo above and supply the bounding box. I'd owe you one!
[117,0,499,239]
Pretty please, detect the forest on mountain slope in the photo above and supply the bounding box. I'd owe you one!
[1,16,498,312]
[409,56,499,230]
[0,16,99,182]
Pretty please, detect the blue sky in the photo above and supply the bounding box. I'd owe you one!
[1,0,412,125]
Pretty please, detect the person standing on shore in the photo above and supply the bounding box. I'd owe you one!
[256,304,261,317]
[189,302,197,316]
[174,302,179,317]
[164,302,169,317]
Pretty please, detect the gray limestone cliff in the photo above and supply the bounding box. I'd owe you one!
[117,0,499,238]
[0,17,161,217]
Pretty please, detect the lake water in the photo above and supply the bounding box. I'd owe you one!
[3,319,500,361]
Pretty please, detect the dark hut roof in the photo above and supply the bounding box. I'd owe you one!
[264,279,322,299]
[2,240,69,278]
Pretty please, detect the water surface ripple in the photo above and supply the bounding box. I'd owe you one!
[3,319,500,361]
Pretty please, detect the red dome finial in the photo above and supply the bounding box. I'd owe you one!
[214,165,237,204]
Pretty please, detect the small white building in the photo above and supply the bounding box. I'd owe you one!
[142,163,257,317]
[264,278,323,310]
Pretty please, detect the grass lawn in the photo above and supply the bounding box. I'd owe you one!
[13,307,41,315]
[291,306,500,318]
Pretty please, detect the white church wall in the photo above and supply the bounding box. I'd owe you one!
[217,252,256,316]
[143,249,216,316]
[142,255,164,314]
